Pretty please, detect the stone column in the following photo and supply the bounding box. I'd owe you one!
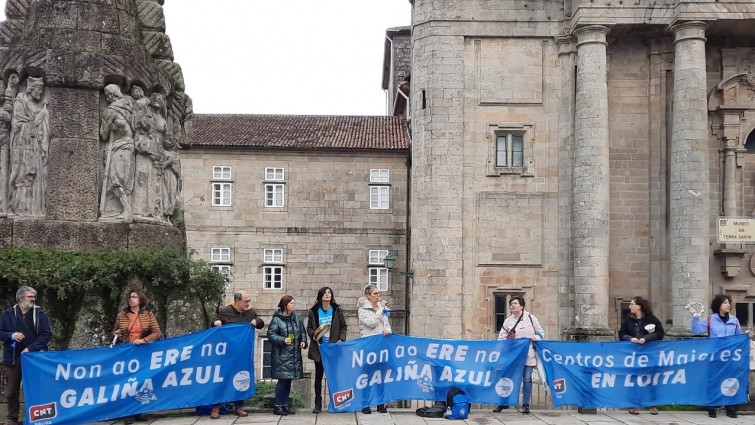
[568,25,613,340]
[668,22,710,336]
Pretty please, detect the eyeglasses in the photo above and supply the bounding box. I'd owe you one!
[370,292,379,296]
[241,299,251,303]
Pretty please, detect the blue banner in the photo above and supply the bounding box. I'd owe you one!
[536,334,751,408]
[319,334,530,412]
[22,324,255,425]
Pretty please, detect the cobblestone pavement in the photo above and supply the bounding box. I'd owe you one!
[82,408,752,425]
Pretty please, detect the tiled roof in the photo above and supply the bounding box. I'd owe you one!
[191,114,408,150]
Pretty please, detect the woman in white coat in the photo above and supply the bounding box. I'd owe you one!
[493,296,544,414]
[357,285,391,414]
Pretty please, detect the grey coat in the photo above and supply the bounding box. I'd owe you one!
[268,309,308,380]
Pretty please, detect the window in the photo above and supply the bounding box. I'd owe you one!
[496,133,524,167]
[735,302,755,331]
[370,186,390,209]
[370,169,390,183]
[264,249,283,263]
[260,338,272,379]
[213,166,232,180]
[265,184,285,207]
[368,249,389,291]
[487,124,534,176]
[211,247,231,263]
[211,265,232,290]
[265,167,285,181]
[264,266,283,289]
[212,183,232,206]
[263,248,283,289]
[493,292,524,333]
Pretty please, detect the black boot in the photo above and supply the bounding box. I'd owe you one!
[725,407,737,418]
[707,408,717,418]
[493,405,508,412]
[273,405,288,416]
[522,404,531,414]
[313,396,322,413]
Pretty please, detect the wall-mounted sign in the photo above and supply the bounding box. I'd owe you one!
[717,217,755,243]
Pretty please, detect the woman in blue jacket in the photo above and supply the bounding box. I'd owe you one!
[689,294,745,418]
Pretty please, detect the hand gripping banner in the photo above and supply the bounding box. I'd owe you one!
[22,324,255,425]
[319,334,530,412]
[536,334,751,408]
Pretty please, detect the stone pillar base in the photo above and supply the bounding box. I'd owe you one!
[563,327,615,342]
[665,327,704,340]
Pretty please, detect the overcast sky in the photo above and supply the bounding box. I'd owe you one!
[0,0,412,116]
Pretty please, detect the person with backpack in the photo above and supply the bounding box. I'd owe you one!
[493,296,544,414]
[690,294,751,418]
[306,287,347,414]
[618,296,664,415]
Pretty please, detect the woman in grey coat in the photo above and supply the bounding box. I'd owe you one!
[268,295,308,416]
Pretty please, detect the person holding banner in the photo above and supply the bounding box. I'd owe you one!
[358,284,392,414]
[618,296,665,415]
[307,286,347,414]
[110,288,161,424]
[494,296,543,414]
[209,290,265,419]
[0,286,52,425]
[269,295,308,416]
[690,294,749,418]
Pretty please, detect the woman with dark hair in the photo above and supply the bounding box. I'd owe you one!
[494,296,544,414]
[618,296,664,415]
[307,287,347,413]
[690,294,748,418]
[268,295,308,416]
[111,288,161,424]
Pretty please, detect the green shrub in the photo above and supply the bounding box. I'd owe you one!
[246,381,305,408]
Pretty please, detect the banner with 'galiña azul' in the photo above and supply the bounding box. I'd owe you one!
[22,324,255,425]
[319,334,530,412]
[537,334,751,408]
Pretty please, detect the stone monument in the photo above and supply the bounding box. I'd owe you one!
[0,0,191,249]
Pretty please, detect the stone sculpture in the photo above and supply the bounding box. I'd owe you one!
[132,92,168,222]
[0,74,19,215]
[100,84,136,220]
[8,76,49,217]
[168,80,193,148]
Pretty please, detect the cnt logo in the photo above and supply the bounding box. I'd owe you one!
[553,379,567,394]
[30,402,57,421]
[333,388,354,408]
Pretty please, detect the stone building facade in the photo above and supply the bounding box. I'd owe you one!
[181,114,409,382]
[400,1,755,342]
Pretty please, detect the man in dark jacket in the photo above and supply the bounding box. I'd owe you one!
[210,290,265,419]
[0,286,52,425]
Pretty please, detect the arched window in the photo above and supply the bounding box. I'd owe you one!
[745,130,755,153]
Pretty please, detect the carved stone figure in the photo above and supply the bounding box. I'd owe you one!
[168,80,193,147]
[0,73,19,215]
[132,92,168,222]
[8,76,49,217]
[130,84,150,109]
[100,84,136,220]
[160,137,181,223]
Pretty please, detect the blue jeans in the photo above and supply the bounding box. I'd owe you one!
[521,366,534,405]
[275,379,292,406]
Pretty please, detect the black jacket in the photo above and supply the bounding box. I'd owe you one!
[268,310,308,379]
[619,313,665,342]
[306,303,347,362]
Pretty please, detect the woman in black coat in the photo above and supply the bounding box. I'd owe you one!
[306,287,347,413]
[618,296,664,415]
[268,295,308,416]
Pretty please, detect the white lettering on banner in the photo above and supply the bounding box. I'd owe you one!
[439,366,493,386]
[200,342,227,357]
[161,366,224,388]
[351,349,390,367]
[658,348,742,366]
[589,370,686,388]
[355,363,423,389]
[541,348,615,367]
[623,352,649,367]
[55,363,102,381]
[59,379,145,407]
[150,346,193,370]
[474,350,501,362]
[426,343,469,361]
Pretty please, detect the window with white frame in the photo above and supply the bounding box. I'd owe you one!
[260,338,272,379]
[265,167,285,181]
[263,248,284,289]
[370,169,390,183]
[211,247,231,263]
[265,184,285,207]
[370,186,390,209]
[211,265,232,290]
[211,166,233,206]
[368,249,389,291]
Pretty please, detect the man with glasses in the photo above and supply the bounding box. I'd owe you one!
[0,286,52,425]
[210,290,265,418]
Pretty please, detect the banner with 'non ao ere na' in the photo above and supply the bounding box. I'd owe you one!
[319,334,531,412]
[22,323,255,425]
[536,334,751,408]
